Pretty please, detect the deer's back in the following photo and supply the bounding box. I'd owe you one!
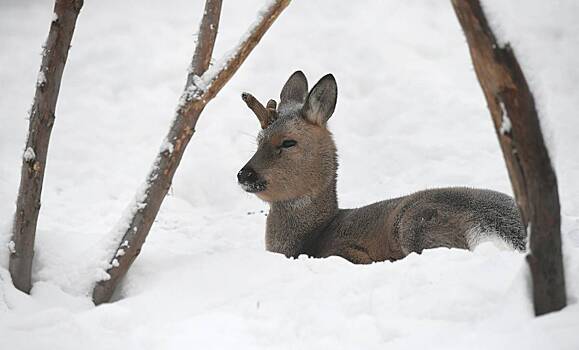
[313,187,526,263]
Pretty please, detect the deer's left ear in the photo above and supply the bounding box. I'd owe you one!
[302,74,337,126]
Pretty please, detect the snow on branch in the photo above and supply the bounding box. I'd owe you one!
[92,0,290,305]
[9,0,83,294]
[451,0,566,316]
[178,0,290,111]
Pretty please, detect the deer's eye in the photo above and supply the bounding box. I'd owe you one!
[281,140,297,148]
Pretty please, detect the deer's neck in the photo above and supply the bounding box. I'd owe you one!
[265,180,338,258]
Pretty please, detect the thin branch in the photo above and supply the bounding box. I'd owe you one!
[451,0,566,316]
[92,0,291,305]
[187,0,222,85]
[9,0,83,294]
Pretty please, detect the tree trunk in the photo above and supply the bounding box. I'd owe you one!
[92,0,290,305]
[451,0,566,316]
[9,0,84,294]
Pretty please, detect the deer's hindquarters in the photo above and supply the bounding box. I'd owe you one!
[391,188,527,255]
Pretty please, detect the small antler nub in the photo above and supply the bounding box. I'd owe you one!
[242,93,277,129]
[266,99,277,124]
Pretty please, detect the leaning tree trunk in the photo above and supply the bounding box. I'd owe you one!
[451,0,566,316]
[92,0,291,305]
[9,0,83,294]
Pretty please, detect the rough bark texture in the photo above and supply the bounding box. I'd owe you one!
[9,0,83,294]
[92,0,290,305]
[451,0,566,316]
[186,0,222,86]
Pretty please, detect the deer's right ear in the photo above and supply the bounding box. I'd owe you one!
[279,70,308,111]
[302,74,337,126]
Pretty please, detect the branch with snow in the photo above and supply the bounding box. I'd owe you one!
[92,0,291,305]
[451,0,566,316]
[9,0,83,295]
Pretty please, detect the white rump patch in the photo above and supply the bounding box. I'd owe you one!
[466,225,513,251]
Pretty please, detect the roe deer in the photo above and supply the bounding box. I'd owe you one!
[237,71,526,264]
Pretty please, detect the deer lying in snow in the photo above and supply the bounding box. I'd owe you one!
[238,71,526,264]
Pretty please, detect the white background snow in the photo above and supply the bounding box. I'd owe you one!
[1,0,579,349]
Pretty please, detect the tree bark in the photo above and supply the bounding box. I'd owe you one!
[9,0,83,294]
[92,0,290,305]
[451,0,566,316]
[186,0,222,86]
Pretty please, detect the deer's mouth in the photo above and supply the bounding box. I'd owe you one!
[240,180,267,193]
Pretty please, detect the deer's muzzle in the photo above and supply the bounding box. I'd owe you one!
[237,166,267,193]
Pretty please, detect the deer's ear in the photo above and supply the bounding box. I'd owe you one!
[279,71,308,110]
[302,74,337,126]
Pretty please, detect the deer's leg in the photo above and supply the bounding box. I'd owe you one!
[397,206,469,255]
[336,245,374,264]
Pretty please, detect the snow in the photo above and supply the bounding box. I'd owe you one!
[22,147,36,162]
[177,83,203,111]
[36,70,46,87]
[1,0,578,349]
[159,139,174,154]
[6,241,15,254]
[191,74,206,90]
[498,101,511,135]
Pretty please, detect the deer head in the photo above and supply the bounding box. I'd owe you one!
[238,71,338,202]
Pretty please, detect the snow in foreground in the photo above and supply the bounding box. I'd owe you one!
[1,0,578,349]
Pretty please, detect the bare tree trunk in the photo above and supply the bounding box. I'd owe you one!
[186,0,222,86]
[9,0,83,294]
[451,0,566,316]
[92,0,290,305]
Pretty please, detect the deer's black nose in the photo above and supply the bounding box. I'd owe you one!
[237,166,258,184]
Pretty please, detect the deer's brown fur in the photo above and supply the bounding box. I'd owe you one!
[238,71,526,263]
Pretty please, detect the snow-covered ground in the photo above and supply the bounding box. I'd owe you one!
[1,0,578,348]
